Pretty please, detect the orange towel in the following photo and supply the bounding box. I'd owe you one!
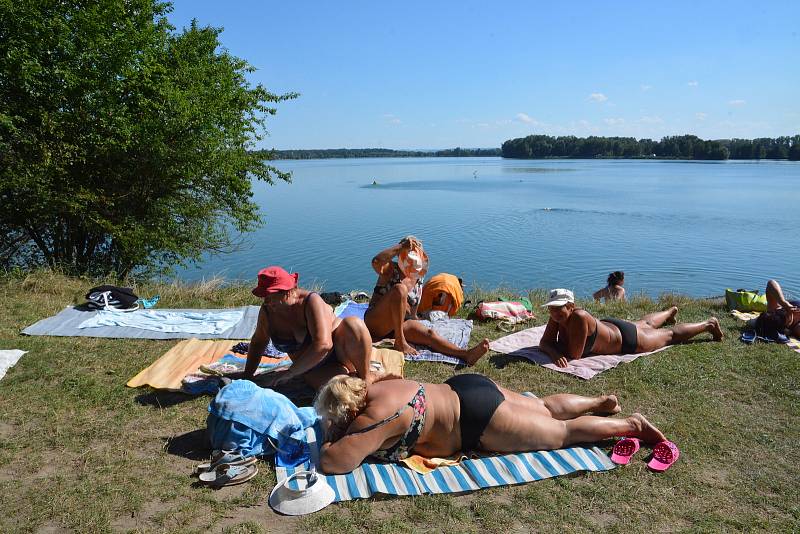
[400,454,468,474]
[418,273,464,317]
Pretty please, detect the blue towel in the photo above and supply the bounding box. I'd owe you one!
[276,421,615,501]
[207,380,317,459]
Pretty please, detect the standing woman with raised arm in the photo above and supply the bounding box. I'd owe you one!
[363,236,489,365]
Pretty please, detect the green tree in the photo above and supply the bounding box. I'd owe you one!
[0,1,296,276]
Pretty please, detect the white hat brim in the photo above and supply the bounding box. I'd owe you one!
[269,471,335,516]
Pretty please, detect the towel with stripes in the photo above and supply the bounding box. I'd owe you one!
[275,422,615,501]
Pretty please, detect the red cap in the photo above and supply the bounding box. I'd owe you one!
[252,266,299,297]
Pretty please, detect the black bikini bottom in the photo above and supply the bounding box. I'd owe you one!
[601,318,638,354]
[444,374,505,451]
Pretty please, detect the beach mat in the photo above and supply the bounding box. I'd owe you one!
[126,338,266,391]
[0,350,27,381]
[22,305,260,339]
[490,325,670,380]
[276,422,615,501]
[334,300,472,365]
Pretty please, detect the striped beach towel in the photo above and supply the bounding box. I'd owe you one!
[275,422,615,501]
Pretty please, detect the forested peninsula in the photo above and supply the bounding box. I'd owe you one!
[501,134,800,160]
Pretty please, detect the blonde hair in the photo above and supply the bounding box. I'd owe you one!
[314,375,368,441]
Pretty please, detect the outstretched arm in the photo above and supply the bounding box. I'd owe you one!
[592,287,607,302]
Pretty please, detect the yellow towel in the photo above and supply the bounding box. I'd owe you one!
[400,454,468,474]
[370,347,404,377]
[418,273,464,317]
[731,310,760,321]
[127,338,242,391]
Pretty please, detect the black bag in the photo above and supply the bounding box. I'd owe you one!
[85,285,139,311]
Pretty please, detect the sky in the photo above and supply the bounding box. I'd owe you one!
[167,1,800,150]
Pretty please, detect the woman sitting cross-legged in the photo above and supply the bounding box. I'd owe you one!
[315,373,666,474]
[539,288,723,368]
[363,236,489,365]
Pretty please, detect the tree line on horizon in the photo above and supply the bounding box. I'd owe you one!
[501,134,800,160]
[265,147,502,159]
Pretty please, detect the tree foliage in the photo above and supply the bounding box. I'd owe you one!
[0,0,296,276]
[501,134,800,160]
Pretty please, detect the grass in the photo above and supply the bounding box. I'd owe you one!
[0,270,798,533]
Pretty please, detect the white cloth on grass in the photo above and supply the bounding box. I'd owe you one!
[0,350,27,381]
[77,310,244,335]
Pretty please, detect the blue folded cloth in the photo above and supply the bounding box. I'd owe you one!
[207,380,317,460]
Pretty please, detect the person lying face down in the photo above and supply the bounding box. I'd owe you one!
[243,266,376,389]
[538,288,724,368]
[315,373,667,474]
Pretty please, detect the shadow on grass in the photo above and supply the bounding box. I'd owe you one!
[487,353,529,369]
[135,390,197,408]
[163,429,210,461]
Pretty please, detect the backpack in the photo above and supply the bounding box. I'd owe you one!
[725,288,768,312]
[85,285,139,311]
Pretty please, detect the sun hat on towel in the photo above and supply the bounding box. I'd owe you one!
[269,470,335,515]
[542,288,575,307]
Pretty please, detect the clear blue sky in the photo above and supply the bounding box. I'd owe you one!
[168,1,799,150]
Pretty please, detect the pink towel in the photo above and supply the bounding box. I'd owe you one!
[489,325,670,380]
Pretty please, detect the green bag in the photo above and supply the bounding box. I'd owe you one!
[725,288,768,312]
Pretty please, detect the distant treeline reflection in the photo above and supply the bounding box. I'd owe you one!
[501,134,800,160]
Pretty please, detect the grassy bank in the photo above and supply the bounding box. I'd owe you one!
[0,271,797,533]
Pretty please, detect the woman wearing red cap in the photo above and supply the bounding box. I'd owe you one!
[364,236,489,365]
[244,266,375,389]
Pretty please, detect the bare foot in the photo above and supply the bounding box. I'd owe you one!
[395,340,418,356]
[665,306,679,325]
[463,338,490,366]
[708,317,723,341]
[596,394,622,415]
[629,413,666,444]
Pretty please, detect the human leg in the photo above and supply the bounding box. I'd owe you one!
[364,284,416,354]
[479,404,666,453]
[332,316,374,382]
[403,320,489,365]
[636,306,678,328]
[635,318,723,351]
[498,386,621,419]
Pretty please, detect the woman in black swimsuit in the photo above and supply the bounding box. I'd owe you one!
[243,266,375,389]
[539,288,724,368]
[315,373,668,474]
[364,236,489,365]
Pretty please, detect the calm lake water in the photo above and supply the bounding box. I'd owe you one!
[178,158,800,299]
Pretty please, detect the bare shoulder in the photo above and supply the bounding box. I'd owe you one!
[571,308,594,324]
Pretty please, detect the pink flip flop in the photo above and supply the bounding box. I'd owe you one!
[610,437,640,465]
[647,440,680,472]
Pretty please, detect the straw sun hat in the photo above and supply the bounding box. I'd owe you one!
[269,470,335,516]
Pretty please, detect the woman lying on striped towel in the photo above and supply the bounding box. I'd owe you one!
[315,373,665,474]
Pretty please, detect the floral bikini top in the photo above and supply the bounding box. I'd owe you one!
[370,263,424,310]
[349,383,427,462]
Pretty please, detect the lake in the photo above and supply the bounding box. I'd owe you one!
[178,157,800,299]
